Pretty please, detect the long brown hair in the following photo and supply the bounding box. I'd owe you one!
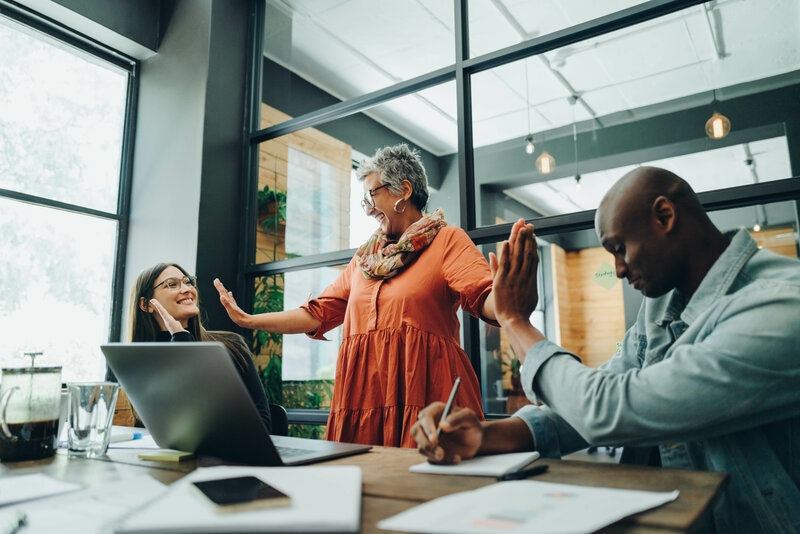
[127,263,252,371]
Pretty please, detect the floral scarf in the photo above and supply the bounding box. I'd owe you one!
[355,208,447,279]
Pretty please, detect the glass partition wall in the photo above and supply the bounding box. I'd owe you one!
[241,0,800,433]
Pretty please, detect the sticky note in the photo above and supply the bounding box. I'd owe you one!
[592,262,617,290]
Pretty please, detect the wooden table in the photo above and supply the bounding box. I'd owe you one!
[0,446,727,533]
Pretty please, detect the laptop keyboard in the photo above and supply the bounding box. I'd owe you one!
[276,445,317,458]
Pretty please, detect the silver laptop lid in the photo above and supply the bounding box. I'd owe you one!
[101,342,370,466]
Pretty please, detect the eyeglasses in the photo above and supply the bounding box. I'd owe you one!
[153,275,197,291]
[360,183,390,211]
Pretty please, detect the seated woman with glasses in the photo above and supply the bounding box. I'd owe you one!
[214,144,498,447]
[121,263,271,432]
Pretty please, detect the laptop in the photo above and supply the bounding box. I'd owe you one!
[100,342,371,466]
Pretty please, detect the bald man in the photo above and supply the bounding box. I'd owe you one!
[412,167,800,532]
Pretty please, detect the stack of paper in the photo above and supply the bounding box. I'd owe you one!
[114,465,362,533]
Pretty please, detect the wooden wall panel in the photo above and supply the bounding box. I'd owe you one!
[551,245,626,368]
[751,227,798,258]
[256,104,353,264]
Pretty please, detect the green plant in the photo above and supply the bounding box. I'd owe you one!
[251,273,285,406]
[283,379,334,440]
[252,274,284,354]
[259,355,283,406]
[502,345,521,378]
[501,345,522,393]
[257,185,287,232]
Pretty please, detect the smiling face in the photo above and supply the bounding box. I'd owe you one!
[147,265,200,328]
[362,171,405,238]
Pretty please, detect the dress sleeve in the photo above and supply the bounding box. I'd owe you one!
[300,258,354,340]
[440,227,499,326]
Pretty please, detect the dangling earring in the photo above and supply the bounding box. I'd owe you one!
[393,198,407,214]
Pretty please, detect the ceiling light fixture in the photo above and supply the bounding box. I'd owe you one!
[525,135,535,154]
[523,59,534,155]
[705,88,731,139]
[536,150,555,174]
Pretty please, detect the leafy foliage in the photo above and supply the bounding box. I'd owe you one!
[257,185,287,232]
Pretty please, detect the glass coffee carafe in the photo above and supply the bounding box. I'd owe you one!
[0,363,63,462]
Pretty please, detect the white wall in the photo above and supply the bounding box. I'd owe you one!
[123,0,212,336]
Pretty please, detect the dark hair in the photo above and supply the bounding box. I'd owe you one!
[127,262,252,371]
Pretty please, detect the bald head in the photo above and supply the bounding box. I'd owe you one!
[595,167,727,298]
[597,167,704,228]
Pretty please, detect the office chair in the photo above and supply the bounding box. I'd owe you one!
[270,403,289,436]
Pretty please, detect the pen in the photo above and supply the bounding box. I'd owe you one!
[498,463,549,481]
[6,511,27,534]
[437,377,462,439]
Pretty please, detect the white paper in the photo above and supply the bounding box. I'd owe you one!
[108,433,160,449]
[410,451,540,477]
[0,475,166,533]
[116,465,362,533]
[0,473,82,506]
[378,480,679,534]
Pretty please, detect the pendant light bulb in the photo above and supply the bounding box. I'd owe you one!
[536,151,555,174]
[524,135,535,154]
[705,111,731,139]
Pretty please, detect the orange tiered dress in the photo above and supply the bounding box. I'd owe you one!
[301,225,496,448]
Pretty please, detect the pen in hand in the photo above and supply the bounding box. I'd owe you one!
[437,377,462,439]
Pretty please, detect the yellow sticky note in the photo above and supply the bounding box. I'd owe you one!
[138,449,195,462]
[592,262,617,290]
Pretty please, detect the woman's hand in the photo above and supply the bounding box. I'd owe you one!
[411,403,484,464]
[213,278,253,328]
[149,298,187,335]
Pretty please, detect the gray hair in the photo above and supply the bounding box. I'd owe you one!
[356,144,429,212]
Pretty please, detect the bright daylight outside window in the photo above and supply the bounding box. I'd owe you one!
[0,13,131,381]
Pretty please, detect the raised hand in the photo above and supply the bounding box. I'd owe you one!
[149,298,187,335]
[213,278,254,328]
[489,218,540,327]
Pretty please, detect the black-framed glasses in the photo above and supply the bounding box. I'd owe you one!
[153,275,197,291]
[360,183,390,211]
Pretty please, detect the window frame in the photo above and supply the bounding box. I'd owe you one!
[0,1,139,355]
[242,0,800,424]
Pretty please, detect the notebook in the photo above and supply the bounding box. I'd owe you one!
[409,451,541,477]
[100,342,371,466]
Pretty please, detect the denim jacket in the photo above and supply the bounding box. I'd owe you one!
[516,229,800,532]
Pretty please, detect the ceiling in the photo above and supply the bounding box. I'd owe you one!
[263,0,799,216]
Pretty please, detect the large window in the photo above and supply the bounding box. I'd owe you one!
[244,0,800,428]
[0,6,136,381]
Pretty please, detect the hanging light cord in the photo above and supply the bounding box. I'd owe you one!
[525,59,532,135]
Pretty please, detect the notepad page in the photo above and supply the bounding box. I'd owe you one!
[409,451,540,477]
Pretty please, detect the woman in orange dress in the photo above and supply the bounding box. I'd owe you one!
[215,144,499,447]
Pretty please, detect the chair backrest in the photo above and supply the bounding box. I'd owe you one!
[270,403,289,436]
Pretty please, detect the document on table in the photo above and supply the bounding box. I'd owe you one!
[0,475,166,533]
[409,451,540,477]
[115,465,362,533]
[378,480,679,534]
[0,473,82,506]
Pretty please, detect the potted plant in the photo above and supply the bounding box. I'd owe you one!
[257,185,287,233]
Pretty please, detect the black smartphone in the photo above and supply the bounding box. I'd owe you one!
[191,476,292,513]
